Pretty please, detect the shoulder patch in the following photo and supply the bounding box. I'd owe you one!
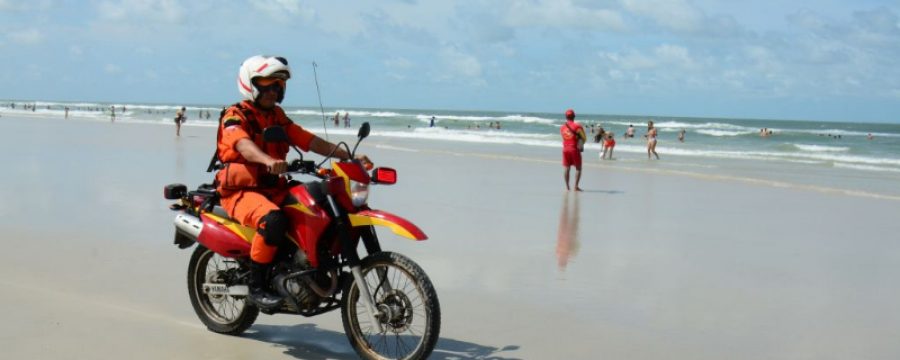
[223,118,242,128]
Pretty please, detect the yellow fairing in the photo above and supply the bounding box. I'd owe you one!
[204,212,255,243]
[347,212,428,241]
[285,203,315,216]
[203,212,300,245]
[331,160,352,195]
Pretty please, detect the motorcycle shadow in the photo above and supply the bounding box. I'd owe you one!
[245,324,522,360]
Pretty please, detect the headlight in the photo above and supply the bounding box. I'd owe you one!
[350,181,369,207]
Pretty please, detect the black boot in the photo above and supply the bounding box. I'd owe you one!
[248,261,284,310]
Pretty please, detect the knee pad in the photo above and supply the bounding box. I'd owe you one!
[258,210,288,247]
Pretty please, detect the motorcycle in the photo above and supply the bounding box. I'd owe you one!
[163,122,440,360]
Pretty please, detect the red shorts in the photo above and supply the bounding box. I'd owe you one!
[562,149,582,169]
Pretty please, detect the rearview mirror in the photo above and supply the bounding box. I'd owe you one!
[358,122,370,140]
[263,126,289,143]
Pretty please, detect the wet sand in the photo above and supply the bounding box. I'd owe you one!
[2,115,900,359]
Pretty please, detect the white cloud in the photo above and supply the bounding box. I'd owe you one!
[70,45,84,57]
[105,64,123,74]
[787,9,829,32]
[444,48,482,78]
[384,57,413,70]
[252,0,314,22]
[654,44,696,70]
[384,57,413,81]
[7,29,43,44]
[593,44,714,94]
[135,46,154,55]
[0,0,52,11]
[506,0,626,32]
[621,0,702,32]
[600,49,659,71]
[852,7,899,34]
[620,0,742,36]
[437,47,484,85]
[96,0,185,23]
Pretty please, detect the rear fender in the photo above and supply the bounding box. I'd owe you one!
[347,209,427,241]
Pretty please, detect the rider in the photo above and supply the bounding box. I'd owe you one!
[215,55,367,309]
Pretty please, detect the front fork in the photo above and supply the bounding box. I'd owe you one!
[329,196,387,333]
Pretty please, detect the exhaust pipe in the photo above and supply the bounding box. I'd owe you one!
[174,213,203,249]
[175,213,203,238]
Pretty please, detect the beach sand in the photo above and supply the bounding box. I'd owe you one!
[2,115,899,359]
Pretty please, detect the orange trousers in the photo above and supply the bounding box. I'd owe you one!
[220,189,289,264]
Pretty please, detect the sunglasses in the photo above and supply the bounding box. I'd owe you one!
[254,77,286,93]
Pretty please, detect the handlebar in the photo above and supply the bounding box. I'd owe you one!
[285,158,371,180]
[287,159,319,174]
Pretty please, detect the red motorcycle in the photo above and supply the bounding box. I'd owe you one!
[164,123,440,360]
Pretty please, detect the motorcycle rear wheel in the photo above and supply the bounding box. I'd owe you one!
[341,252,441,360]
[187,245,258,335]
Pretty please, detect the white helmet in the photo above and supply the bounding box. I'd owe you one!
[237,55,292,103]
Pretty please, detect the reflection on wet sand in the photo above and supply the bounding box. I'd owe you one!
[556,193,581,271]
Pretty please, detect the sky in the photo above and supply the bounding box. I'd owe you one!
[1,0,899,123]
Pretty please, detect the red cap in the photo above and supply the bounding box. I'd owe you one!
[565,109,575,120]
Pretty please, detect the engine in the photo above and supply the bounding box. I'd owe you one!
[280,250,338,311]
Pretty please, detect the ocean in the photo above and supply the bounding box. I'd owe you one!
[3,99,899,178]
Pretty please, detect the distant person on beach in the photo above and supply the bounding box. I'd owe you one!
[213,55,370,309]
[343,112,350,128]
[429,116,435,127]
[625,124,635,138]
[333,111,340,126]
[678,129,686,142]
[174,106,186,136]
[868,133,874,140]
[602,132,616,160]
[64,106,70,119]
[110,105,116,122]
[560,109,586,191]
[593,126,605,143]
[645,120,659,160]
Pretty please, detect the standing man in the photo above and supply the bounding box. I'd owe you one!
[560,109,586,191]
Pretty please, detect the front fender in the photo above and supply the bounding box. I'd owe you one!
[348,209,428,241]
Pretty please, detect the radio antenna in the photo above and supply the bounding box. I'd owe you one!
[312,61,329,140]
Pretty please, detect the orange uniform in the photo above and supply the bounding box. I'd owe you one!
[216,100,314,263]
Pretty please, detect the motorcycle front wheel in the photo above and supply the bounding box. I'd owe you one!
[187,245,258,335]
[341,252,441,360]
